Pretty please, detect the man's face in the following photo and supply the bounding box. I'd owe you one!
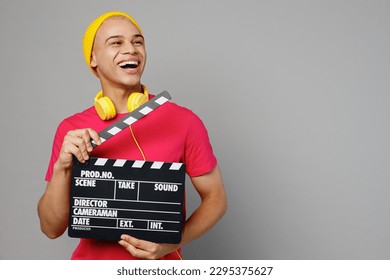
[91,17,146,90]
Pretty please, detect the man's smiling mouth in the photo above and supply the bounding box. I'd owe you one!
[119,61,139,69]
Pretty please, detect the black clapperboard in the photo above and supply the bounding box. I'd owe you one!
[68,91,185,244]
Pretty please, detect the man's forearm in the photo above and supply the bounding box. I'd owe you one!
[38,163,72,238]
[180,190,227,247]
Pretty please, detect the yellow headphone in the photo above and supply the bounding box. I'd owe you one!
[94,85,149,120]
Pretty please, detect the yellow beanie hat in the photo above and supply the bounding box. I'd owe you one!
[82,11,143,75]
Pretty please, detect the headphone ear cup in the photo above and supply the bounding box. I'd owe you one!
[127,92,149,112]
[95,96,116,120]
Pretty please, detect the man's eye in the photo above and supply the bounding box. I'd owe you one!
[133,41,144,46]
[111,41,122,45]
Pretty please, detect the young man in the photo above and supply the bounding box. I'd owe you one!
[38,11,227,260]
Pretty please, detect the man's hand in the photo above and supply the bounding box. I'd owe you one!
[118,235,181,260]
[38,128,101,239]
[57,128,101,169]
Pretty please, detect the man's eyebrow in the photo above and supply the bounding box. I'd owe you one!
[105,35,124,43]
[105,34,144,43]
[133,34,144,40]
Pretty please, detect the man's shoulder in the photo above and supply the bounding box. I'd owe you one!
[165,100,192,114]
[58,106,97,130]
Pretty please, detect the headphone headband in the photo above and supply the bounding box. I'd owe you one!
[94,85,149,120]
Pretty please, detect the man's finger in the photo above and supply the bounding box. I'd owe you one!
[118,240,151,259]
[120,235,157,251]
[86,128,102,147]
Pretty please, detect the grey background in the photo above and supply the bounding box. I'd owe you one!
[1,0,389,259]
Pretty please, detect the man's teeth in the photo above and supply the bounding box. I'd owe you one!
[119,61,138,68]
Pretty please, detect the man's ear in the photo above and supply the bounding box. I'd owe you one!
[91,51,97,68]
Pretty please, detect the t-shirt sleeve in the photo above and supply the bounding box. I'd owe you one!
[45,120,69,182]
[184,113,217,177]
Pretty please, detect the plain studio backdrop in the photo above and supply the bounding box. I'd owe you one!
[1,0,389,259]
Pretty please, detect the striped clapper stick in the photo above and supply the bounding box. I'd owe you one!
[68,91,186,244]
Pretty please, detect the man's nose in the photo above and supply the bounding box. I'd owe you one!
[120,42,136,54]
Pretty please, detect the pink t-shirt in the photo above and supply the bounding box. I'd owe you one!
[45,97,217,259]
